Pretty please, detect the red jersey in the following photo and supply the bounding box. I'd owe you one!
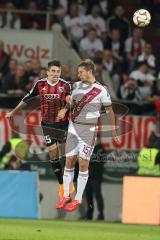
[23,78,71,123]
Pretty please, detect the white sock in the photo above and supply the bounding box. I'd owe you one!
[63,167,75,197]
[75,170,89,203]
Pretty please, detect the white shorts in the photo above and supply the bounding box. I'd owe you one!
[65,121,97,161]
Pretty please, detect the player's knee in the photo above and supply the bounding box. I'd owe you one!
[65,156,76,168]
[79,157,89,172]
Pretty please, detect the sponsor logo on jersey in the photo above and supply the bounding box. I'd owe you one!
[43,94,60,101]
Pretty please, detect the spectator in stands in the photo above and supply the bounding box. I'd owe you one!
[119,77,139,101]
[125,28,145,73]
[7,58,18,76]
[74,0,88,16]
[79,28,104,59]
[104,28,124,64]
[0,2,21,29]
[63,3,86,51]
[52,0,68,18]
[94,58,105,83]
[137,42,156,69]
[145,80,160,102]
[84,5,106,38]
[24,60,32,74]
[0,58,17,93]
[0,40,9,87]
[61,64,72,82]
[106,4,130,41]
[25,58,41,90]
[50,14,62,32]
[89,0,115,18]
[102,49,122,95]
[70,67,78,83]
[2,64,28,96]
[84,0,116,18]
[85,144,105,220]
[21,1,45,29]
[39,67,47,79]
[129,61,156,101]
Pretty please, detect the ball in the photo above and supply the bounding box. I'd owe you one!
[133,9,151,27]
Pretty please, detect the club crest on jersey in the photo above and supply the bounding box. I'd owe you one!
[58,87,64,92]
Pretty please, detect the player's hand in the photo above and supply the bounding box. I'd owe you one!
[6,111,14,120]
[112,131,121,144]
[56,108,67,120]
[66,95,73,106]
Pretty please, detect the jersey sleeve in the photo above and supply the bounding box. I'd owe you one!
[100,86,112,106]
[22,81,39,103]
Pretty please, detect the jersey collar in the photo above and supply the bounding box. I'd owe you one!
[47,78,59,86]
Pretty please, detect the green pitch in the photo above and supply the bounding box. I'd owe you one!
[0,219,160,240]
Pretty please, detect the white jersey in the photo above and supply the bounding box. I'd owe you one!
[70,81,111,124]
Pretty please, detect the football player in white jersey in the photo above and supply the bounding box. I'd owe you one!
[56,59,120,211]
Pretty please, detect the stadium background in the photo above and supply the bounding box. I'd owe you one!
[0,0,160,234]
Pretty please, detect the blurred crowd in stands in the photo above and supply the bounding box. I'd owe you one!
[0,0,160,108]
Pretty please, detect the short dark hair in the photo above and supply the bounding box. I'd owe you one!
[48,60,62,69]
[78,59,96,75]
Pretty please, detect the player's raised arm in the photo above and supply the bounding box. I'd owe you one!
[6,81,39,119]
[6,100,27,119]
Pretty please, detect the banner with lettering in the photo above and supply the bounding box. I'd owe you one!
[99,115,157,151]
[0,109,157,180]
[0,29,53,66]
[0,109,157,150]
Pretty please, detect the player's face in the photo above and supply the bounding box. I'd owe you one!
[47,66,61,82]
[78,67,90,81]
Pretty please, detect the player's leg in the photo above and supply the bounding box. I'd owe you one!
[63,155,77,197]
[48,143,63,184]
[55,130,79,209]
[63,156,90,212]
[57,120,76,196]
[64,125,96,212]
[48,143,65,199]
[42,122,64,197]
[58,142,75,195]
[55,155,77,209]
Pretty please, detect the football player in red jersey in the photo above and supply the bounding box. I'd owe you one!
[6,60,74,199]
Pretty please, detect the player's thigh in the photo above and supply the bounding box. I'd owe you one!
[58,142,65,157]
[79,139,95,162]
[65,131,79,157]
[56,121,68,143]
[42,123,57,147]
[48,143,58,159]
[79,126,97,161]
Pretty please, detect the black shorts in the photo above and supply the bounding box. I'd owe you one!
[41,121,69,146]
